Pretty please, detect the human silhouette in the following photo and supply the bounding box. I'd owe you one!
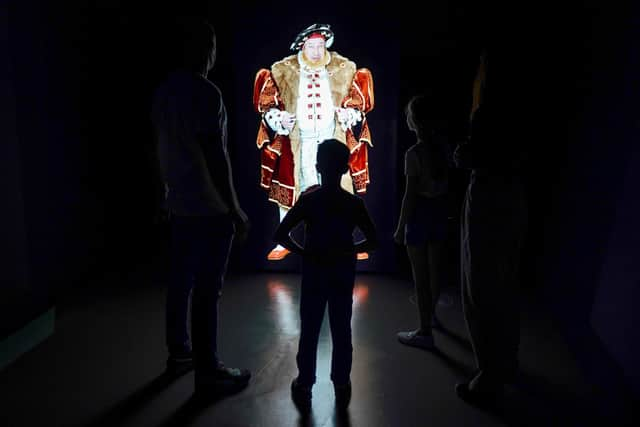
[394,95,450,350]
[274,139,377,412]
[150,17,251,397]
[453,52,528,406]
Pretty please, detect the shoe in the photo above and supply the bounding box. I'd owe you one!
[165,351,194,377]
[267,247,291,261]
[397,330,436,350]
[334,381,352,410]
[455,382,502,408]
[356,252,369,260]
[195,363,251,397]
[291,378,312,412]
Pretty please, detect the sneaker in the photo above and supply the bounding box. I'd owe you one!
[165,351,194,377]
[397,330,436,350]
[334,381,352,410]
[195,363,251,396]
[291,378,312,412]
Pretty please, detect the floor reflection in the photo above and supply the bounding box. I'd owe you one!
[352,283,369,309]
[267,280,299,335]
[266,280,370,337]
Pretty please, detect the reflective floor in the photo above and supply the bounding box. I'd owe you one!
[0,261,607,427]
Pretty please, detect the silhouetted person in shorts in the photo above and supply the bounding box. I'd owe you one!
[394,95,450,350]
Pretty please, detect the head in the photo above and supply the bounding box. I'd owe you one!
[302,35,327,65]
[290,24,334,62]
[316,139,350,185]
[177,17,216,75]
[404,95,441,141]
[405,95,451,179]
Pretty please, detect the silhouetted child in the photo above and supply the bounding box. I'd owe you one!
[393,95,450,350]
[274,138,377,412]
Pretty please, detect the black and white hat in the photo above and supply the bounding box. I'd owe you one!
[289,23,334,52]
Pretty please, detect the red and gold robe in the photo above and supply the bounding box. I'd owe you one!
[253,51,374,208]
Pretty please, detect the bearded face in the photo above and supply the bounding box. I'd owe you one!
[302,37,326,66]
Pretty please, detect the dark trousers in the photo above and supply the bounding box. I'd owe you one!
[461,172,527,384]
[297,258,356,386]
[166,215,234,370]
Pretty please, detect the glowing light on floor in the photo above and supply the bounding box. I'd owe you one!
[267,280,299,335]
[267,280,370,335]
[353,284,369,308]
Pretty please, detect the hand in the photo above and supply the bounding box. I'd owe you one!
[335,107,349,123]
[230,208,250,244]
[393,228,404,246]
[281,111,296,131]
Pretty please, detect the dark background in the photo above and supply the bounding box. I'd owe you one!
[2,0,638,419]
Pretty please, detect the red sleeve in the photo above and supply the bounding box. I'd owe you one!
[342,68,374,113]
[253,69,282,113]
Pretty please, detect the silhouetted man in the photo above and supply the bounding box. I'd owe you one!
[151,17,251,396]
[453,51,528,406]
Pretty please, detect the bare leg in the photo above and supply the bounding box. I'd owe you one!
[406,244,432,333]
[427,240,446,318]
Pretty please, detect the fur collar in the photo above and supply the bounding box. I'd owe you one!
[270,51,356,109]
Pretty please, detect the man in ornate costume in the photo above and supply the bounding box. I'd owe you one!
[253,23,374,260]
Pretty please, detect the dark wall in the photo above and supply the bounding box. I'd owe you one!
[534,3,640,414]
[1,2,33,336]
[2,1,103,336]
[1,2,28,290]
[12,1,100,295]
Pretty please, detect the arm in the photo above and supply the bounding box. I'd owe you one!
[264,108,295,135]
[207,86,249,218]
[198,132,248,235]
[273,201,306,255]
[149,99,170,224]
[200,134,241,213]
[393,175,418,245]
[354,200,378,253]
[253,69,294,137]
[198,93,249,240]
[149,132,168,224]
[343,69,374,193]
[339,68,374,133]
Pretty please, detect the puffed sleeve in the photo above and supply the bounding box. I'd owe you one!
[253,69,282,113]
[342,68,374,114]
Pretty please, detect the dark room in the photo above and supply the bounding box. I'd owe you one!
[1,1,639,426]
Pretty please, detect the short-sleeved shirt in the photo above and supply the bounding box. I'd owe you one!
[283,187,375,255]
[151,71,229,216]
[405,142,448,198]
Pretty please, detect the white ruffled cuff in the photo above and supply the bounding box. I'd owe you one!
[337,107,362,131]
[264,108,290,136]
